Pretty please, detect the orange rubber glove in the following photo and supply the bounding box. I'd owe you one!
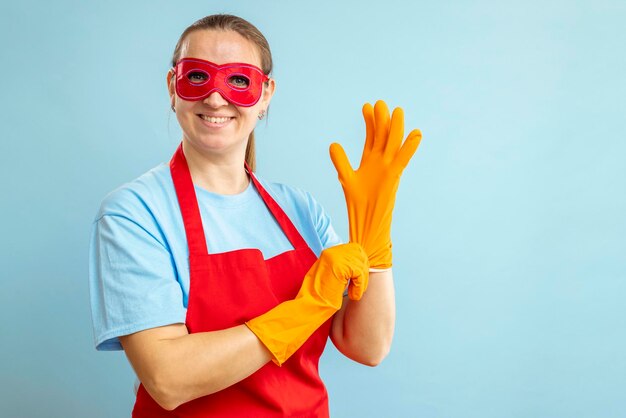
[245,243,369,366]
[329,100,422,270]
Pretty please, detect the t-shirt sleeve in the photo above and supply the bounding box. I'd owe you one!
[89,213,186,351]
[305,192,343,250]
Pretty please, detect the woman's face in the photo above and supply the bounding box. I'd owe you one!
[168,29,274,159]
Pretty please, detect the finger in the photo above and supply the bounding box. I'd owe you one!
[361,103,375,158]
[372,100,390,153]
[348,262,369,300]
[329,143,354,183]
[384,107,405,161]
[348,272,368,300]
[395,129,422,170]
[347,243,369,300]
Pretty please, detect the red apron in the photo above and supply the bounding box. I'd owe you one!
[132,144,331,417]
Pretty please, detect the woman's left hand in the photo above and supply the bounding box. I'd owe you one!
[329,100,422,270]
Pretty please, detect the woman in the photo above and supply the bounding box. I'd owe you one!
[89,14,420,417]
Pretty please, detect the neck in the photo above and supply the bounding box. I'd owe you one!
[181,140,250,195]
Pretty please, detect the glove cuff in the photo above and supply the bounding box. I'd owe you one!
[369,267,392,273]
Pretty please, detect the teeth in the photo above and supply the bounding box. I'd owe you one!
[201,115,231,123]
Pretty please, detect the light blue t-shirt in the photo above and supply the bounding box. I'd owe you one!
[89,163,342,351]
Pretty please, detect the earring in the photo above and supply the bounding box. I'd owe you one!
[258,110,266,120]
[171,104,175,113]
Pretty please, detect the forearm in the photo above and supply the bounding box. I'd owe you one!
[122,244,369,410]
[330,269,396,366]
[121,324,272,410]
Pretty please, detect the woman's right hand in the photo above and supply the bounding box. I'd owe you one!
[246,243,369,365]
[297,243,370,307]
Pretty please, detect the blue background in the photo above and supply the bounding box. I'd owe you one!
[1,1,625,417]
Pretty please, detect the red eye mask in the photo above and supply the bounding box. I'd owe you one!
[174,58,269,107]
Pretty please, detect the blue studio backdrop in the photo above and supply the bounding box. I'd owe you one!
[1,1,625,417]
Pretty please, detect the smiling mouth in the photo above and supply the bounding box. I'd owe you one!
[198,115,233,124]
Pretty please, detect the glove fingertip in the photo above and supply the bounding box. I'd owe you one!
[329,143,352,178]
[396,130,422,168]
[407,128,423,141]
[391,106,404,120]
[374,100,389,114]
[329,142,345,156]
[362,102,374,117]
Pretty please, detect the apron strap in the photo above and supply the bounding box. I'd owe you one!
[245,161,309,251]
[169,143,208,255]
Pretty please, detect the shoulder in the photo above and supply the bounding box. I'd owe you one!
[95,163,173,223]
[254,175,342,250]
[255,176,322,219]
[255,175,343,251]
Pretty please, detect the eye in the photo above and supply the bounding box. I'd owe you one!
[187,71,208,84]
[227,75,250,89]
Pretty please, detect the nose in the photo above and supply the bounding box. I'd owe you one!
[202,91,230,107]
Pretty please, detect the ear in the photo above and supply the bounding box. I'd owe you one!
[260,78,276,109]
[167,69,176,107]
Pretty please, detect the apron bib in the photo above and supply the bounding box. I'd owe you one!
[132,144,331,417]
